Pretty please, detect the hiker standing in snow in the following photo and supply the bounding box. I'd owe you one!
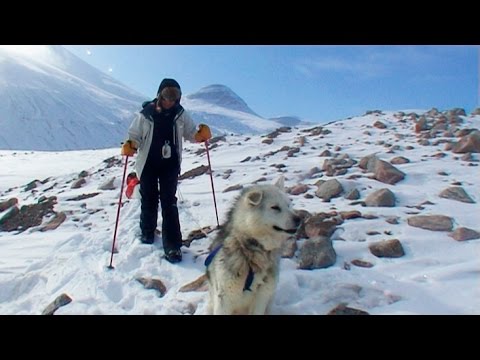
[121,78,212,263]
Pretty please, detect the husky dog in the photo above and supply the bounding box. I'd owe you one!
[205,178,301,315]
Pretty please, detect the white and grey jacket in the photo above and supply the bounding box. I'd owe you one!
[126,103,197,179]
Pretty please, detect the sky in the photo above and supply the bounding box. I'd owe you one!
[63,45,479,123]
[1,110,479,314]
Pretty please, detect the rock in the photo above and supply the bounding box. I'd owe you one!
[373,121,387,129]
[223,184,243,193]
[288,184,309,195]
[390,156,410,165]
[42,293,72,315]
[0,196,57,232]
[374,160,406,185]
[304,216,338,238]
[281,237,297,258]
[327,304,369,315]
[179,165,209,180]
[344,188,360,200]
[407,215,454,231]
[0,198,18,212]
[369,239,405,258]
[365,188,396,207]
[98,177,116,190]
[448,227,480,241]
[136,277,167,297]
[315,179,343,201]
[439,187,475,203]
[452,131,480,153]
[351,259,374,268]
[71,178,86,189]
[39,212,66,231]
[298,236,337,270]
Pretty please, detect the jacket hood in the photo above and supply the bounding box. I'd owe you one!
[157,78,181,99]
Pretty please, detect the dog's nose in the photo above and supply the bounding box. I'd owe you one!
[293,215,301,227]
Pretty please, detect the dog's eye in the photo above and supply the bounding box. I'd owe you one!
[271,205,281,211]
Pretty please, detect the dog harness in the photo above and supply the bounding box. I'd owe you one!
[205,245,254,292]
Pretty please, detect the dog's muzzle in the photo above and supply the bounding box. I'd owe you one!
[273,226,298,234]
[273,215,301,234]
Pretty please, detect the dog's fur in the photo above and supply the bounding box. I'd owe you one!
[205,178,300,315]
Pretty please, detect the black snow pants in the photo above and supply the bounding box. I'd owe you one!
[139,163,182,252]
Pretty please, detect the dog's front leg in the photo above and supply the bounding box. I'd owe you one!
[263,298,275,315]
[213,290,249,315]
[212,296,228,315]
[211,290,234,315]
[251,297,272,315]
[205,296,213,315]
[251,279,277,315]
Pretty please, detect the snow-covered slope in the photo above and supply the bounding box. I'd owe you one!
[0,108,479,315]
[0,46,147,151]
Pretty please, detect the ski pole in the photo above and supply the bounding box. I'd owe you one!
[204,141,220,228]
[108,155,129,269]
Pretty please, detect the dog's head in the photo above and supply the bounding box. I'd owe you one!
[236,177,301,250]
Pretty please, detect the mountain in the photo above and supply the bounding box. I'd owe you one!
[0,47,305,151]
[181,85,287,135]
[268,116,307,127]
[185,84,259,116]
[0,45,147,151]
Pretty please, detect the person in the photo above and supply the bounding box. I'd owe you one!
[121,78,211,263]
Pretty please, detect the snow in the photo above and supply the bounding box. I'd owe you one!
[0,111,479,315]
[0,46,147,151]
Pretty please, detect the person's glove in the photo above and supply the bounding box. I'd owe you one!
[121,140,137,156]
[194,124,212,143]
[125,172,140,199]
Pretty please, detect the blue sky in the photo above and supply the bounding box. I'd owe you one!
[64,45,478,123]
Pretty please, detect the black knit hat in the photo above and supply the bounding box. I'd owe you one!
[157,78,181,97]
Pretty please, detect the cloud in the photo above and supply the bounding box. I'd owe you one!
[297,56,388,79]
[0,45,61,66]
[294,45,471,80]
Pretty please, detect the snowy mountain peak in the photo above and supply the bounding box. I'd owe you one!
[185,84,258,116]
[181,85,290,135]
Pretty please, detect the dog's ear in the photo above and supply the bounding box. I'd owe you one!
[246,190,263,206]
[273,176,285,191]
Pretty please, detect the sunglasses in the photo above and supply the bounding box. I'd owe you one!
[160,96,176,102]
